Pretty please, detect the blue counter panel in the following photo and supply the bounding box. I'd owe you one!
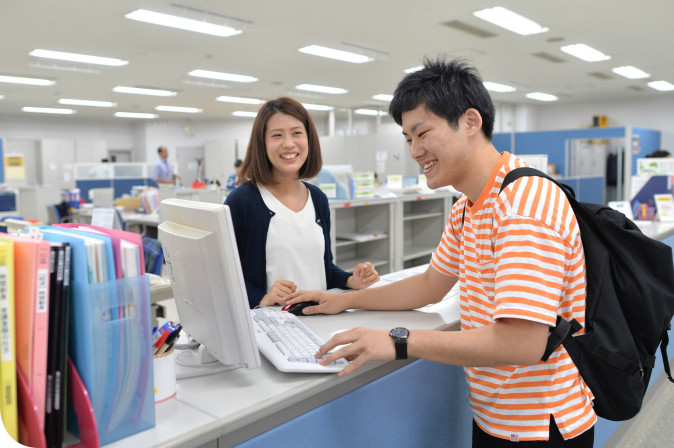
[239,360,473,448]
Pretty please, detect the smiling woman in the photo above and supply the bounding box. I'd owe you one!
[224,97,380,309]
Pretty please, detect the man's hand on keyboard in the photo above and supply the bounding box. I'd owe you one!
[315,327,396,377]
[283,290,349,315]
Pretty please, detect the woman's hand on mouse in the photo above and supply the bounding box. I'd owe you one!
[260,279,297,306]
[346,262,379,290]
[283,290,348,315]
[315,327,395,377]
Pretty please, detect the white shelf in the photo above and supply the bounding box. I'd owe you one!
[338,257,390,272]
[403,211,444,221]
[335,234,389,247]
[329,192,457,274]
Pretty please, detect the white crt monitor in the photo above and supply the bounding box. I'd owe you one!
[158,198,260,374]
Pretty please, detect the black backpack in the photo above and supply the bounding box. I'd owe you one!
[500,167,674,421]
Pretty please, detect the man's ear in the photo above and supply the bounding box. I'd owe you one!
[463,108,483,137]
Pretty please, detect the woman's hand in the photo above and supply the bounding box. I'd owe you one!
[260,279,297,306]
[346,262,379,290]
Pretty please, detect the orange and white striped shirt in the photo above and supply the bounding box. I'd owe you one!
[431,152,596,441]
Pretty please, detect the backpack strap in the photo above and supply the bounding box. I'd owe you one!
[660,327,674,383]
[501,167,576,199]
[501,167,582,363]
[541,316,583,362]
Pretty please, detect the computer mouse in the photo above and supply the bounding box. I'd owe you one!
[282,301,320,316]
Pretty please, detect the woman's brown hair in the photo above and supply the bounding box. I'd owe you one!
[239,97,322,186]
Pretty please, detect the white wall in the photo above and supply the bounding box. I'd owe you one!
[4,95,674,176]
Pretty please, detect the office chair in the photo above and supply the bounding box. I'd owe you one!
[142,235,164,275]
[46,203,74,225]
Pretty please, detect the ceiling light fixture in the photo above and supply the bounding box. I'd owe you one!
[372,94,393,102]
[296,84,347,94]
[612,66,650,79]
[473,7,548,35]
[188,70,257,83]
[404,66,423,74]
[29,49,128,66]
[298,45,371,64]
[526,92,559,102]
[29,62,101,75]
[113,86,177,96]
[156,105,203,113]
[302,103,334,111]
[355,109,386,116]
[0,95,4,100]
[232,111,257,117]
[647,80,674,92]
[23,107,75,114]
[115,112,157,119]
[560,44,610,62]
[483,82,516,93]
[215,95,264,104]
[59,99,116,107]
[125,9,242,37]
[0,75,55,86]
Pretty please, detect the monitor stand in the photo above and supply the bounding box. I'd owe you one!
[174,344,240,379]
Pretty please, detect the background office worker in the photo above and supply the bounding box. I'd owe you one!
[152,145,181,184]
[286,59,595,446]
[225,97,379,308]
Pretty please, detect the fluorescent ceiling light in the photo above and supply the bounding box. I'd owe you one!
[115,112,157,119]
[113,86,176,96]
[188,70,257,83]
[373,94,394,102]
[483,82,516,93]
[404,66,423,74]
[612,66,650,79]
[298,45,371,64]
[526,92,558,102]
[156,105,202,113]
[0,75,55,86]
[647,80,674,92]
[296,84,347,94]
[0,95,4,100]
[302,103,334,111]
[59,99,116,107]
[355,109,386,116]
[232,111,257,117]
[29,49,128,66]
[560,44,610,62]
[215,95,264,104]
[125,9,242,37]
[23,107,75,115]
[473,7,548,36]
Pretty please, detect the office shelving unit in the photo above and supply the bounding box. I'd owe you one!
[396,192,454,270]
[329,198,394,275]
[328,191,457,275]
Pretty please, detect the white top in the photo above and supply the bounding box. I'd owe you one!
[259,185,327,291]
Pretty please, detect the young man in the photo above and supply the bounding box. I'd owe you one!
[285,58,596,446]
[152,146,181,184]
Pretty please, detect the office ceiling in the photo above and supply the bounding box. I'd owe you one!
[1,0,672,122]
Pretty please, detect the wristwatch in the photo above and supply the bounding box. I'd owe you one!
[389,327,409,360]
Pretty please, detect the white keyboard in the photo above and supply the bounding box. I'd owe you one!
[250,308,348,373]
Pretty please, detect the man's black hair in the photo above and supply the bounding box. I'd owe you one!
[389,57,495,140]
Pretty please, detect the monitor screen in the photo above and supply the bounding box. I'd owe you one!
[158,198,260,377]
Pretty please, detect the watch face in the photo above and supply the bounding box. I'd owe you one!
[390,327,409,338]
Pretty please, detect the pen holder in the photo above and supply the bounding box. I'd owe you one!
[153,350,177,403]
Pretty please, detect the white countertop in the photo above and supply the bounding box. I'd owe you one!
[106,269,461,448]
